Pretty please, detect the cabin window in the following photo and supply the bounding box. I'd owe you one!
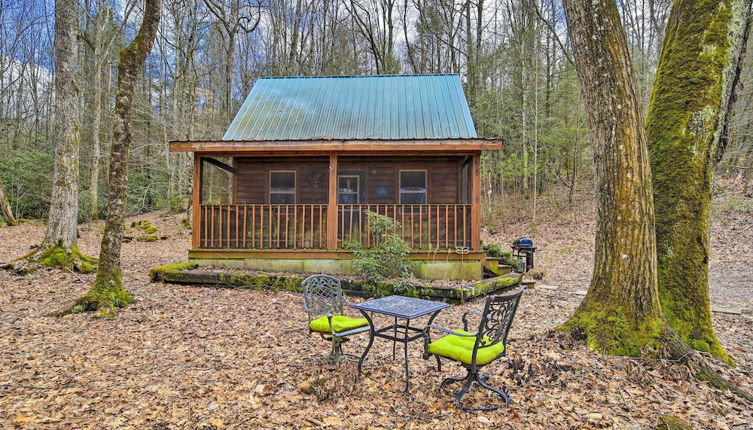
[338,175,360,204]
[269,171,296,204]
[399,170,427,204]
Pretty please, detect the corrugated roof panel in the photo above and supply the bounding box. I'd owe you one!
[222,74,478,141]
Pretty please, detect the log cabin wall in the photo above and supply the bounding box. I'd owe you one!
[233,156,469,204]
[234,157,329,204]
[338,156,464,204]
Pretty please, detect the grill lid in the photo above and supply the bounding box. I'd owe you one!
[512,237,535,249]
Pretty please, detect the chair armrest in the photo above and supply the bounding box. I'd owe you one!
[342,295,357,308]
[424,324,478,337]
[461,310,483,331]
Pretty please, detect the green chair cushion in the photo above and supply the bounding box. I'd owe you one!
[428,329,504,365]
[310,315,369,333]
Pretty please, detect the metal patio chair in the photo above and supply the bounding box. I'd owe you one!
[422,284,526,411]
[302,274,370,364]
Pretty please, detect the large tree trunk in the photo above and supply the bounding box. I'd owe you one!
[0,178,17,226]
[60,0,161,318]
[4,0,98,274]
[559,0,753,402]
[559,0,670,356]
[44,0,81,248]
[646,0,751,366]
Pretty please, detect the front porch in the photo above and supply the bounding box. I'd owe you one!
[183,150,492,279]
[191,153,482,253]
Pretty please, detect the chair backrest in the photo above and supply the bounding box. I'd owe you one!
[471,285,526,363]
[301,274,344,317]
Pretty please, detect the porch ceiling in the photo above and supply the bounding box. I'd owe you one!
[169,138,503,154]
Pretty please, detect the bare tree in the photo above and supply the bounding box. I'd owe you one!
[346,0,400,73]
[5,0,99,274]
[203,0,261,124]
[55,0,162,318]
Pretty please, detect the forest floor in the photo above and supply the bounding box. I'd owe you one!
[0,186,751,429]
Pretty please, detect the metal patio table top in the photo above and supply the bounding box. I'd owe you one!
[351,295,450,319]
[352,295,450,391]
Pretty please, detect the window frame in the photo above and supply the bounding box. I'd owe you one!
[399,169,428,204]
[269,170,297,204]
[337,174,361,204]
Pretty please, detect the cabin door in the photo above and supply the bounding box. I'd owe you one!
[338,171,365,240]
[337,171,364,204]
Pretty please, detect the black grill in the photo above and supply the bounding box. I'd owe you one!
[511,237,536,273]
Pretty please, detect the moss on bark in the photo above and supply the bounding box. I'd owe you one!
[3,244,98,274]
[558,290,672,357]
[646,0,744,366]
[55,266,134,318]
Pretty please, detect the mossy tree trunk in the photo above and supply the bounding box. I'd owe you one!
[3,0,99,274]
[559,0,753,402]
[646,0,751,365]
[558,0,672,356]
[60,0,161,318]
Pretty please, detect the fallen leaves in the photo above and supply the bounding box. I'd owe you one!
[0,209,751,429]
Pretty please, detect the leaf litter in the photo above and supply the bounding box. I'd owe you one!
[0,194,751,429]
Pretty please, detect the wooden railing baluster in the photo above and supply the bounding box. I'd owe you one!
[197,203,472,252]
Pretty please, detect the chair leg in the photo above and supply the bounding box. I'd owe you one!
[453,371,509,411]
[326,336,360,365]
[475,372,511,409]
[440,369,469,389]
[440,368,510,411]
[454,371,475,409]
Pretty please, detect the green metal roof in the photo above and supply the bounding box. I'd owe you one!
[222,74,478,141]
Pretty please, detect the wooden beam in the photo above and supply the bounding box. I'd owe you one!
[470,153,481,251]
[327,155,338,250]
[188,249,487,260]
[169,138,504,153]
[191,155,202,249]
[203,157,237,174]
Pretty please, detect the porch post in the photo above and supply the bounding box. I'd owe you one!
[192,154,203,249]
[327,154,338,250]
[471,152,481,250]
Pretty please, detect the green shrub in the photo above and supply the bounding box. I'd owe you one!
[347,211,414,281]
[166,195,189,214]
[482,241,521,271]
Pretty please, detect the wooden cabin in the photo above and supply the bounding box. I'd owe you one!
[169,74,503,280]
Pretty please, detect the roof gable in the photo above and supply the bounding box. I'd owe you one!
[222,74,478,141]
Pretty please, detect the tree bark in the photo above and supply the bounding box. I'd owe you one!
[62,0,161,318]
[0,178,17,226]
[559,0,669,356]
[44,0,81,249]
[646,0,751,365]
[4,0,99,274]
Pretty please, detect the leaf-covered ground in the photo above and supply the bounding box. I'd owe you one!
[1,189,751,429]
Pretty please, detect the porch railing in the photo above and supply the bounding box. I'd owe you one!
[197,203,472,250]
[337,204,472,250]
[199,204,328,249]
